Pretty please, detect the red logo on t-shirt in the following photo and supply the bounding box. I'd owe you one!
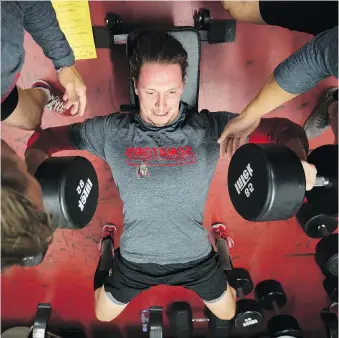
[125,146,197,167]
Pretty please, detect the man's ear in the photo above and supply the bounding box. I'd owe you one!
[179,83,184,95]
[133,79,138,95]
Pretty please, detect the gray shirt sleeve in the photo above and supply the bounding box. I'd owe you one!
[18,1,75,69]
[203,110,238,138]
[274,26,338,94]
[69,115,117,160]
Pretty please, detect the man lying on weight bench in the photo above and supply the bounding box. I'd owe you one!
[25,31,316,321]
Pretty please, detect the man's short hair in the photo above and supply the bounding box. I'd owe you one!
[1,144,53,270]
[129,30,188,82]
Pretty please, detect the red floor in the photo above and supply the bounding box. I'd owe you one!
[1,1,337,337]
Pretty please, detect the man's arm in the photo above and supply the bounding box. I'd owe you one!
[208,111,309,160]
[25,115,113,173]
[217,27,338,148]
[243,26,338,120]
[18,1,87,116]
[275,26,338,96]
[18,1,74,69]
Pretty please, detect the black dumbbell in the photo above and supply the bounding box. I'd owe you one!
[60,329,86,338]
[194,8,211,30]
[323,277,338,313]
[22,156,99,267]
[105,12,123,32]
[22,252,46,267]
[193,8,236,44]
[255,280,302,338]
[35,156,99,229]
[141,306,164,338]
[296,202,337,238]
[228,268,265,330]
[315,234,338,278]
[306,145,338,216]
[228,144,338,222]
[168,302,193,338]
[206,308,232,338]
[321,308,338,338]
[168,302,231,338]
[2,303,53,338]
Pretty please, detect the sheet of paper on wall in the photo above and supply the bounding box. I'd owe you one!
[52,1,97,60]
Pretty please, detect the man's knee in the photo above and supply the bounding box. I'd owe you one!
[206,303,236,321]
[94,287,128,322]
[203,285,237,321]
[221,0,265,25]
[95,306,125,322]
[3,88,44,130]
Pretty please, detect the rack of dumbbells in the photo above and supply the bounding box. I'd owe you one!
[167,268,264,337]
[2,303,86,338]
[294,147,338,338]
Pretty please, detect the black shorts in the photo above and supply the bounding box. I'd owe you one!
[1,86,19,121]
[104,249,228,304]
[259,1,338,36]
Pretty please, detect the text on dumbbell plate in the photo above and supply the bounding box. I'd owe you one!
[234,163,254,197]
[242,317,259,327]
[76,178,93,211]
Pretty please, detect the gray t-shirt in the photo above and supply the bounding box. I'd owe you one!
[68,104,308,265]
[275,26,338,94]
[70,105,235,264]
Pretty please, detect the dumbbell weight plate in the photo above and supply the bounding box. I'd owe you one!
[207,20,236,44]
[194,8,211,30]
[315,234,338,278]
[22,252,46,267]
[206,309,231,338]
[35,156,99,229]
[296,202,338,238]
[323,278,338,304]
[105,12,122,31]
[255,280,287,310]
[59,329,86,338]
[234,299,264,330]
[250,334,271,338]
[267,315,302,338]
[321,309,338,338]
[306,145,338,216]
[169,302,193,338]
[228,268,254,296]
[201,9,211,27]
[228,144,305,221]
[149,306,164,337]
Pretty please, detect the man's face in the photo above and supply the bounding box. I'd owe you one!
[1,140,44,210]
[134,62,184,126]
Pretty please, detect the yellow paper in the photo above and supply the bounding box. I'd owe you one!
[52,1,97,60]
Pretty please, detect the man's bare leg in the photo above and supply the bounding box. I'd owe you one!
[94,286,128,322]
[3,87,47,130]
[203,282,237,320]
[221,1,266,25]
